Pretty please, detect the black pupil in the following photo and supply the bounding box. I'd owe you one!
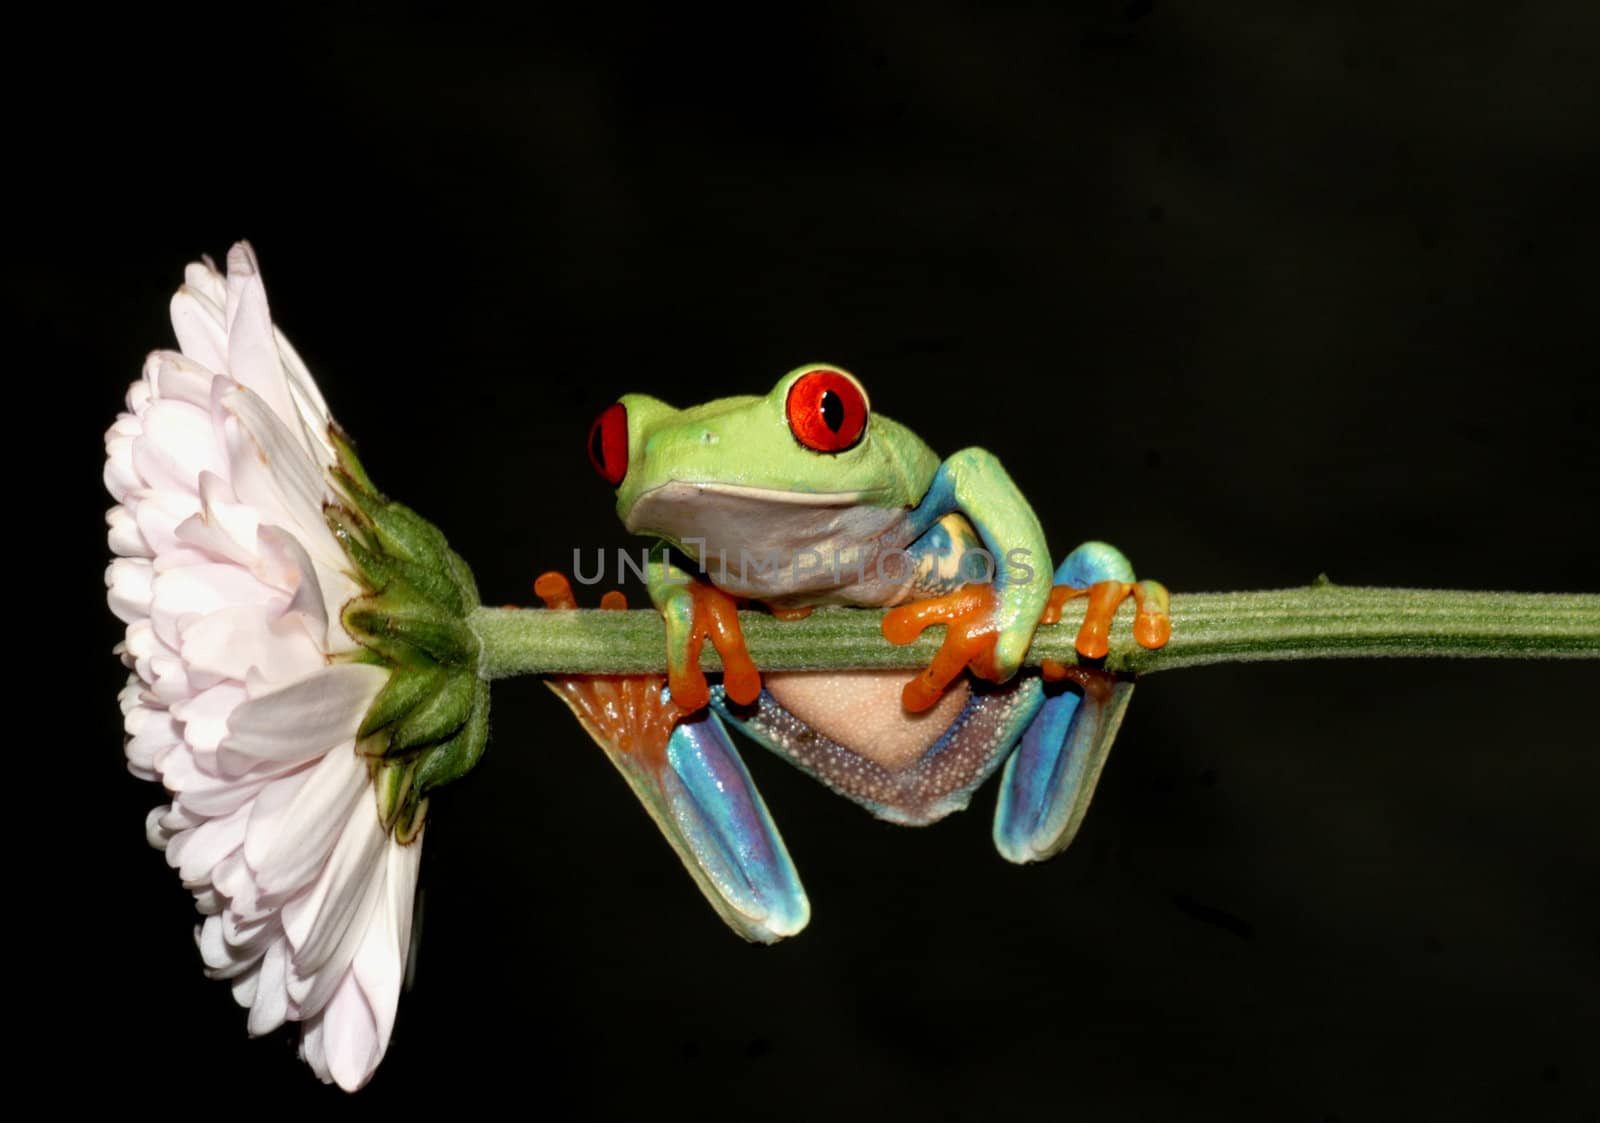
[590,422,607,470]
[820,389,844,432]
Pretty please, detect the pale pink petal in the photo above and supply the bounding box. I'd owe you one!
[354,836,422,1048]
[132,397,226,497]
[171,472,260,567]
[247,939,291,1036]
[148,349,220,408]
[125,703,180,780]
[223,243,306,452]
[179,605,324,689]
[107,558,154,623]
[215,382,346,570]
[170,285,229,373]
[283,803,388,1009]
[149,563,280,649]
[299,1015,332,1084]
[165,799,249,885]
[107,505,150,558]
[222,664,386,765]
[184,259,227,306]
[246,746,367,896]
[322,973,383,1092]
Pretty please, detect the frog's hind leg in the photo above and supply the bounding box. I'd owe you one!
[536,574,809,942]
[992,543,1139,864]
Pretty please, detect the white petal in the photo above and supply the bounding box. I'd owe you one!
[257,524,343,652]
[299,1014,332,1084]
[223,243,307,455]
[245,745,367,897]
[170,284,229,374]
[171,681,249,768]
[221,663,387,766]
[107,558,154,623]
[107,505,150,558]
[322,973,383,1092]
[132,486,204,560]
[145,804,175,849]
[148,350,221,411]
[283,800,388,1010]
[354,835,422,1049]
[131,397,225,498]
[179,605,324,692]
[158,739,295,819]
[125,704,180,778]
[214,382,347,571]
[103,416,144,502]
[184,259,227,306]
[247,938,291,1036]
[165,799,249,885]
[274,329,337,467]
[231,964,260,1009]
[172,472,259,567]
[150,562,279,649]
[197,913,261,979]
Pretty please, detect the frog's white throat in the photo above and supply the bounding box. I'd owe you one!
[623,481,916,604]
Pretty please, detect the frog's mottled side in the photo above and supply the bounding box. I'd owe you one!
[548,365,1165,942]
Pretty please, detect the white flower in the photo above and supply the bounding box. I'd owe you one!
[105,243,420,1091]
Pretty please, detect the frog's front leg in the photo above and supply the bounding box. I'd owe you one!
[647,546,761,712]
[883,448,1053,711]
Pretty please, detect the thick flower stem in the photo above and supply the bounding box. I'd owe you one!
[468,582,1600,680]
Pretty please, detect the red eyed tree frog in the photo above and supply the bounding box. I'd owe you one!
[540,365,1170,942]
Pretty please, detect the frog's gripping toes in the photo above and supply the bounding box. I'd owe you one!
[652,575,761,714]
[882,569,1171,711]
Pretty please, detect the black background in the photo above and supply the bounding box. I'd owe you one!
[37,2,1600,1118]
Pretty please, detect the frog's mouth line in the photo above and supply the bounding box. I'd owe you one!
[687,481,896,506]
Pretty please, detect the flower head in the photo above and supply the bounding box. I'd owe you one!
[105,244,461,1090]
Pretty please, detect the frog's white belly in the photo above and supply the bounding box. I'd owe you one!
[763,670,971,770]
[625,481,920,605]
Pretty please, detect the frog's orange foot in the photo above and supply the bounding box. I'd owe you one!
[534,573,686,766]
[882,583,1005,714]
[1043,579,1172,660]
[666,581,762,713]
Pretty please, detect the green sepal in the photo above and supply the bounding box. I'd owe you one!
[329,423,379,499]
[321,431,492,832]
[394,795,428,845]
[413,677,490,796]
[343,593,480,669]
[370,501,453,573]
[388,671,478,753]
[444,546,479,607]
[336,520,465,612]
[360,666,450,740]
[372,757,417,830]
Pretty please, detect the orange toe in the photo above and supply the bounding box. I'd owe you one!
[882,584,1003,713]
[536,573,685,767]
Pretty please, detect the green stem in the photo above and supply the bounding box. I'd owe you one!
[469,582,1600,680]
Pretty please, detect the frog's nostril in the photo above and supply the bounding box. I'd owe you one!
[701,430,719,445]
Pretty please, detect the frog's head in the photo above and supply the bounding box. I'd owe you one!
[588,365,939,548]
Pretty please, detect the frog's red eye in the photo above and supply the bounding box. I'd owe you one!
[588,402,629,486]
[785,369,868,453]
